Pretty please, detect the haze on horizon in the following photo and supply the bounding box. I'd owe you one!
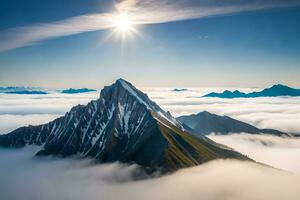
[0,0,300,88]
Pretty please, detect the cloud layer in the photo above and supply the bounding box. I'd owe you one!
[209,133,300,174]
[1,86,300,199]
[1,0,299,52]
[0,92,98,133]
[1,87,300,135]
[145,88,300,134]
[0,147,300,200]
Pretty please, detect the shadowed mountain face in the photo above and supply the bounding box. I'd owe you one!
[0,79,249,172]
[203,84,300,98]
[177,111,291,137]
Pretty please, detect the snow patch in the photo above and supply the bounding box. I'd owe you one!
[118,79,151,110]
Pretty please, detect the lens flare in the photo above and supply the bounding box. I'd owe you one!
[113,12,134,34]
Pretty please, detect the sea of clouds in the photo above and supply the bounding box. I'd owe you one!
[1,87,300,199]
[145,87,300,134]
[209,133,300,174]
[2,87,300,134]
[1,147,300,200]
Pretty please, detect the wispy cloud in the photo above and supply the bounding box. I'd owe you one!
[0,0,299,52]
[0,14,113,52]
[117,0,300,24]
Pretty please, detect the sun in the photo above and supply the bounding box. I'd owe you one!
[106,11,139,43]
[113,12,134,34]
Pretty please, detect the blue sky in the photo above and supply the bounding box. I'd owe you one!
[0,0,300,88]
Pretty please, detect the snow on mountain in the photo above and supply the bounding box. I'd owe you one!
[0,79,249,172]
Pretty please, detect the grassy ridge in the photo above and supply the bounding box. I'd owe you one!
[152,112,249,171]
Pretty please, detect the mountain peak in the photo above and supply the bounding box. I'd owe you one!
[115,78,136,91]
[115,78,146,104]
[197,111,212,116]
[177,111,290,137]
[270,84,291,90]
[0,79,249,172]
[112,78,164,113]
[116,78,129,83]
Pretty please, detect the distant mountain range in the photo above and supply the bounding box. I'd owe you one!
[0,86,48,95]
[203,84,300,98]
[0,79,249,173]
[177,111,291,137]
[4,90,48,94]
[172,88,188,92]
[0,86,27,91]
[0,86,97,95]
[61,88,97,94]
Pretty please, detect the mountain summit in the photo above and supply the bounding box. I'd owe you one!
[0,79,249,172]
[177,111,291,137]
